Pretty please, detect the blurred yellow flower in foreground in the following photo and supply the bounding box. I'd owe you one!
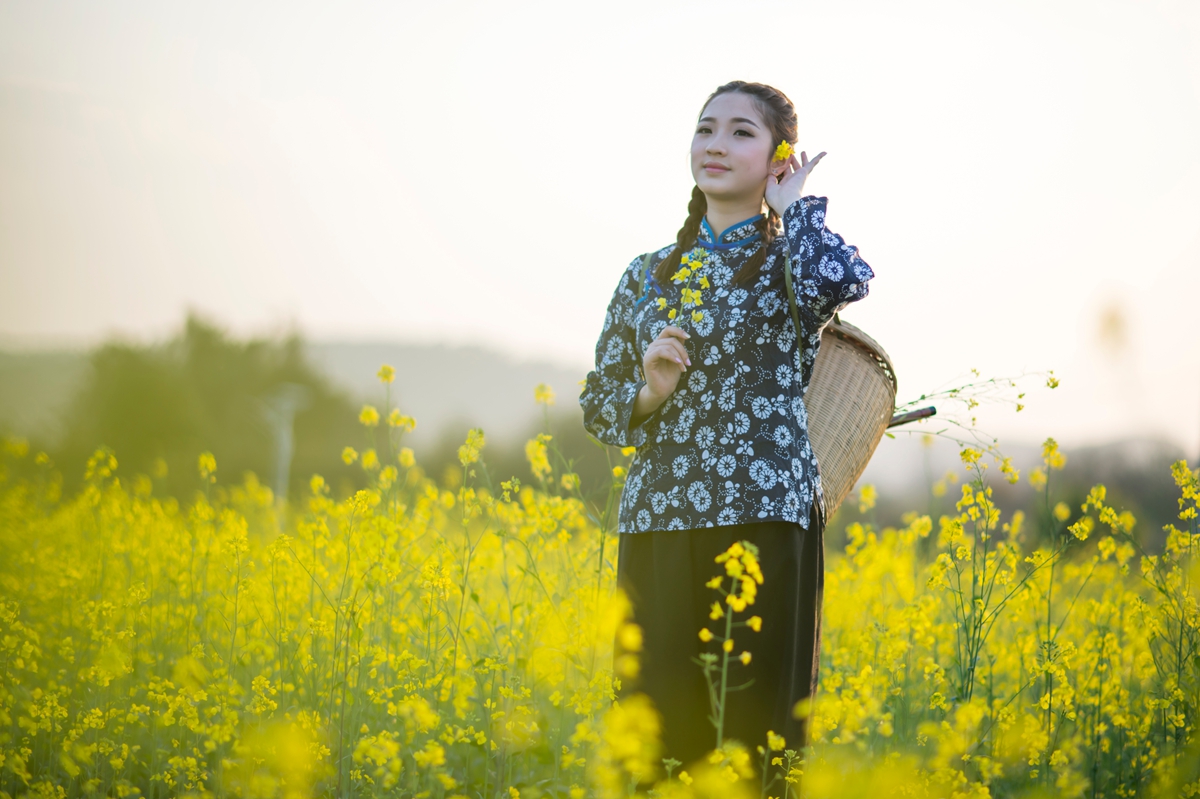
[458,428,486,466]
[198,451,217,483]
[534,383,556,406]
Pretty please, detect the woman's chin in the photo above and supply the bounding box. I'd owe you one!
[694,182,758,204]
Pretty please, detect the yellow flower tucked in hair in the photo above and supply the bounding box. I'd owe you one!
[772,140,794,162]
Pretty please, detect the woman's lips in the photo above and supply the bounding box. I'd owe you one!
[703,162,729,172]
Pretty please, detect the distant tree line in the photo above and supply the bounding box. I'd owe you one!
[3,314,615,506]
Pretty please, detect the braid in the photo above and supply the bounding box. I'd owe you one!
[732,207,780,285]
[653,185,707,286]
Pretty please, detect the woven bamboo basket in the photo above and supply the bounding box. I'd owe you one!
[805,319,897,518]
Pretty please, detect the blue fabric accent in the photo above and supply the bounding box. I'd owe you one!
[697,213,766,250]
[696,234,762,251]
[633,276,663,310]
[712,214,764,241]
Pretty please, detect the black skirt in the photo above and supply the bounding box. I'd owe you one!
[615,504,825,773]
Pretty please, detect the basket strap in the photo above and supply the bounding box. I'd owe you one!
[783,254,803,344]
[637,251,654,297]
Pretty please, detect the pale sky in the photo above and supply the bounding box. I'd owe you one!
[1,0,1198,457]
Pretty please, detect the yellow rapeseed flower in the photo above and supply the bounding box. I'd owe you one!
[342,446,358,464]
[1069,516,1095,541]
[458,428,486,466]
[747,616,762,632]
[377,364,395,383]
[772,140,794,162]
[388,409,416,431]
[858,484,877,513]
[618,623,644,652]
[699,628,714,642]
[1042,437,1066,470]
[534,383,556,406]
[360,405,381,427]
[1029,467,1047,489]
[198,451,217,482]
[739,651,751,665]
[525,436,551,479]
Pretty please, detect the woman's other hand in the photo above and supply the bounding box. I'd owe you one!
[634,325,691,419]
[765,150,826,217]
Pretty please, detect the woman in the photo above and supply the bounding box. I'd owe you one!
[578,81,874,771]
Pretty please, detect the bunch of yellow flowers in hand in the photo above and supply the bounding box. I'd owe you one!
[656,248,711,327]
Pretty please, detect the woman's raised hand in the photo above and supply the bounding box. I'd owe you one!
[765,150,826,217]
[642,325,691,404]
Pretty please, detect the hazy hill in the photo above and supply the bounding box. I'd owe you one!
[304,341,589,448]
[0,340,588,449]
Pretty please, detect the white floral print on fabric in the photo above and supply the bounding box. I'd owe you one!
[579,196,873,533]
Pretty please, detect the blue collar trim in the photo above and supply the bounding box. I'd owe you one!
[700,214,765,250]
[696,234,762,251]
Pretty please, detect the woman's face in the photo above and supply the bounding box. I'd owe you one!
[690,92,779,204]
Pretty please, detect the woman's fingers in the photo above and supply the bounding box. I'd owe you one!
[647,338,690,368]
[658,325,690,342]
[655,339,691,367]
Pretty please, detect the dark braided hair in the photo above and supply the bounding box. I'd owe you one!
[653,80,799,287]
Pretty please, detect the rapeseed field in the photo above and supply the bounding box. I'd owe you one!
[0,368,1197,798]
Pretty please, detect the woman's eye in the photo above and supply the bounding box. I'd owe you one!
[696,126,712,134]
[734,129,754,137]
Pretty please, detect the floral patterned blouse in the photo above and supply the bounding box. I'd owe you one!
[578,196,874,534]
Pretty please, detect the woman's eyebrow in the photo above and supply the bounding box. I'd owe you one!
[697,116,761,128]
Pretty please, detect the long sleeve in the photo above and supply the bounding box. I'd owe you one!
[579,255,651,448]
[783,196,874,328]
